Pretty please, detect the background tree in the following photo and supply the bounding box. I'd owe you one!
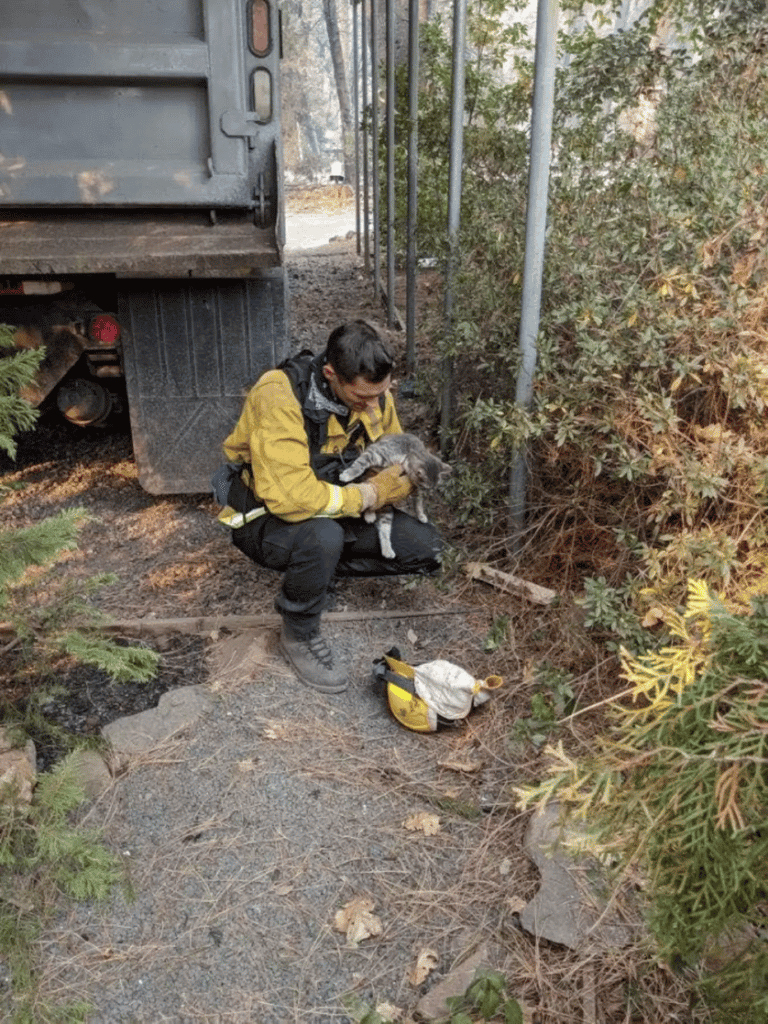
[323,0,355,182]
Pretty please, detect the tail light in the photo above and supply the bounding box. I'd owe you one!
[249,0,271,56]
[88,313,121,346]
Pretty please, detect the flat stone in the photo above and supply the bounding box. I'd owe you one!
[0,728,36,805]
[520,803,634,950]
[208,630,272,691]
[416,944,489,1021]
[102,685,213,757]
[68,748,113,801]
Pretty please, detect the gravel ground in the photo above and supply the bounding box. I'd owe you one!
[35,616,532,1024]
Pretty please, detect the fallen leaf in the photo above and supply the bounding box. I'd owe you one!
[403,811,441,836]
[236,758,258,772]
[375,1002,403,1021]
[408,947,439,986]
[274,883,293,896]
[0,91,13,115]
[263,721,289,740]
[507,895,527,914]
[334,896,383,947]
[407,628,418,644]
[641,606,665,628]
[438,754,483,773]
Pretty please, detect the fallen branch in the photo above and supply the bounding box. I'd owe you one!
[0,607,470,639]
[463,561,557,606]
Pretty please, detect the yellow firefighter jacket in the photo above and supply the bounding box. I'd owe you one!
[222,364,403,523]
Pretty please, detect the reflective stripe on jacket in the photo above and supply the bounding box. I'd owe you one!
[223,368,403,522]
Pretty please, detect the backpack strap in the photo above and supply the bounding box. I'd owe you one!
[278,349,328,452]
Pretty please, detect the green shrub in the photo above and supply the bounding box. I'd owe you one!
[516,580,768,1022]
[392,1,768,606]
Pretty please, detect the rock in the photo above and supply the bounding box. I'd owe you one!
[416,942,489,1021]
[68,748,113,801]
[0,727,36,806]
[102,685,213,761]
[519,803,635,950]
[208,631,272,692]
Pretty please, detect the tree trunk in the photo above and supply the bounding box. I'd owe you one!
[323,0,355,183]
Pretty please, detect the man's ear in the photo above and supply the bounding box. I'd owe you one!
[322,364,335,382]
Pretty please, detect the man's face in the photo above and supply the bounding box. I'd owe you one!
[323,365,391,414]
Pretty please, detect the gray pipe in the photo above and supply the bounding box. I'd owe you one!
[385,0,396,326]
[509,0,559,550]
[440,0,468,451]
[352,0,361,254]
[361,0,370,273]
[405,0,420,375]
[371,0,381,300]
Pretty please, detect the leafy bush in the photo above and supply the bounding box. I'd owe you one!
[516,580,768,1022]
[1,324,158,683]
[393,0,768,608]
[1,755,124,1024]
[1,325,156,1020]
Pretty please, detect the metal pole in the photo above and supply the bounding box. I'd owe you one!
[440,0,468,452]
[361,0,371,273]
[405,0,420,375]
[371,0,381,302]
[385,0,396,326]
[352,0,361,254]
[509,0,559,551]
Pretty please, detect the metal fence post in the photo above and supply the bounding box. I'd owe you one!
[440,0,468,452]
[509,0,559,551]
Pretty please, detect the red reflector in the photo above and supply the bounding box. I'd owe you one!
[89,314,121,346]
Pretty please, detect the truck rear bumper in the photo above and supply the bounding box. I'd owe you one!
[0,212,281,278]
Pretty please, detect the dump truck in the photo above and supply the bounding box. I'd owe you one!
[0,0,287,493]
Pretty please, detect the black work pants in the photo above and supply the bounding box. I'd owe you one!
[231,511,444,638]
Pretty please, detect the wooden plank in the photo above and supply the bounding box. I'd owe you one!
[463,561,557,606]
[0,606,470,640]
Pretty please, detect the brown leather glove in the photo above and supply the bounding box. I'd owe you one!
[366,464,413,509]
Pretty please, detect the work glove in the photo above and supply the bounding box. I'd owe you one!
[364,464,413,510]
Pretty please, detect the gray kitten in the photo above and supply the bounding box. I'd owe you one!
[339,433,452,558]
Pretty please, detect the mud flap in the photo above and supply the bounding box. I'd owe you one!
[119,273,287,494]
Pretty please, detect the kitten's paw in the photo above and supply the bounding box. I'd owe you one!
[382,544,396,559]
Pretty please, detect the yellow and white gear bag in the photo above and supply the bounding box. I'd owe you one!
[372,647,503,732]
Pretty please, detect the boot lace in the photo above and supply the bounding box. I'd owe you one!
[306,631,334,668]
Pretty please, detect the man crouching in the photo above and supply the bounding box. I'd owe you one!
[218,320,444,693]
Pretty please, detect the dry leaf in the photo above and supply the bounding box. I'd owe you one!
[408,947,439,986]
[403,811,441,835]
[236,758,258,772]
[438,754,483,773]
[274,883,293,896]
[0,91,12,115]
[263,721,289,740]
[375,1003,403,1021]
[507,895,527,914]
[641,606,665,628]
[333,896,382,947]
[407,628,418,644]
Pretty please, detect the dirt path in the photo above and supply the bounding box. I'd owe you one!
[34,612,532,1024]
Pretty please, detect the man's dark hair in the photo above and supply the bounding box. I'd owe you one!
[325,320,394,383]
